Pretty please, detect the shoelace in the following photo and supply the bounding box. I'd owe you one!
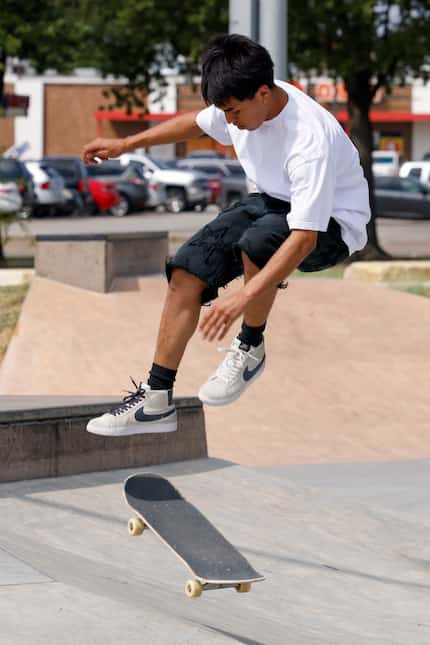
[112,377,147,416]
[214,346,260,383]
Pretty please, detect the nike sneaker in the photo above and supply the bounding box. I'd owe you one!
[87,379,177,436]
[198,337,265,406]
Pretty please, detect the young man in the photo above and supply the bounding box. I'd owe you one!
[82,34,370,436]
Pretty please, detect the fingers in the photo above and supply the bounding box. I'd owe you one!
[200,308,231,342]
[82,140,109,164]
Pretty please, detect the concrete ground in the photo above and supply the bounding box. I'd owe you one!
[1,274,430,643]
[2,458,430,645]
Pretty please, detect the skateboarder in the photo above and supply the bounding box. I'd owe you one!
[83,34,370,436]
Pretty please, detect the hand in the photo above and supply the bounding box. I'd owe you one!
[199,289,250,342]
[82,137,126,164]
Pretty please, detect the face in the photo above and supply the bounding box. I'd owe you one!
[218,86,271,131]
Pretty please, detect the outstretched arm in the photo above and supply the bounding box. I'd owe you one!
[82,110,204,163]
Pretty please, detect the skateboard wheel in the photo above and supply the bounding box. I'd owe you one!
[236,583,252,593]
[128,517,145,536]
[185,580,202,598]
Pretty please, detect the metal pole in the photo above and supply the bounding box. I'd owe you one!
[229,0,259,40]
[258,0,288,80]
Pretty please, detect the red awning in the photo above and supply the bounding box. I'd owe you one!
[334,111,430,123]
[94,111,179,122]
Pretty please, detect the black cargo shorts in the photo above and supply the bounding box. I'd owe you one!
[166,193,349,304]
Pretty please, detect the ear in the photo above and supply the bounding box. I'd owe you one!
[256,85,271,103]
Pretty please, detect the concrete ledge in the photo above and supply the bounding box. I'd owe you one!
[344,260,430,283]
[0,396,207,482]
[0,269,34,287]
[35,231,168,292]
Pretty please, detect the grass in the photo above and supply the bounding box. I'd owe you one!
[394,284,430,299]
[291,265,346,279]
[0,284,29,363]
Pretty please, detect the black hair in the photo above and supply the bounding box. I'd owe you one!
[201,34,275,106]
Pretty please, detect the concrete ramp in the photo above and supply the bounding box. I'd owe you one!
[1,459,429,644]
[1,275,430,465]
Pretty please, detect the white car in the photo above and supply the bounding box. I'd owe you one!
[372,150,400,177]
[0,182,22,214]
[120,152,211,213]
[399,161,430,187]
[24,160,66,216]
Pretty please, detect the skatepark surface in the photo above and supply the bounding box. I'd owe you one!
[2,457,430,644]
[1,274,429,464]
[1,274,430,643]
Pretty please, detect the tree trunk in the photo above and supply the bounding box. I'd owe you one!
[0,46,5,106]
[345,72,390,261]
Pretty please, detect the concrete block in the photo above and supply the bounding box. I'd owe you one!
[35,232,168,292]
[344,260,430,283]
[0,396,207,482]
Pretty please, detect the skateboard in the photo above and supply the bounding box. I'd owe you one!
[124,473,264,598]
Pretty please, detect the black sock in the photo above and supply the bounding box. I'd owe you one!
[237,322,266,348]
[148,363,177,391]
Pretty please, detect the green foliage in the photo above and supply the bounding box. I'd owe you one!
[87,0,228,112]
[289,1,430,95]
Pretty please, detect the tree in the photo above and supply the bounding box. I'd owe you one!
[86,0,229,113]
[0,0,91,103]
[288,1,430,259]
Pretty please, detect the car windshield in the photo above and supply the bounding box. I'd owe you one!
[87,162,124,177]
[226,164,245,176]
[44,160,78,179]
[0,159,23,180]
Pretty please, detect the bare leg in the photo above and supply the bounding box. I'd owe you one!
[153,268,206,370]
[241,251,278,327]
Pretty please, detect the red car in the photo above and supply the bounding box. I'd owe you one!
[88,177,123,215]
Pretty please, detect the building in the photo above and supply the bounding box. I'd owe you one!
[1,69,430,162]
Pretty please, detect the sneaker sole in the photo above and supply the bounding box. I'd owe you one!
[86,421,177,437]
[198,364,265,407]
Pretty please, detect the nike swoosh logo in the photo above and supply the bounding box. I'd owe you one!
[243,356,265,382]
[134,408,176,422]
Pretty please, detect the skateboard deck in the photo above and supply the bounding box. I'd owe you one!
[124,473,264,597]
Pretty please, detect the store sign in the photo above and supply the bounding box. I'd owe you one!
[0,93,30,117]
[315,82,384,104]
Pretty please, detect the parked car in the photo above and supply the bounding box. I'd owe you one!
[24,160,66,217]
[176,158,248,208]
[184,149,226,159]
[86,160,148,215]
[399,161,430,188]
[0,157,35,218]
[121,152,211,213]
[372,150,400,177]
[374,175,430,219]
[0,182,22,214]
[88,177,121,215]
[42,156,95,215]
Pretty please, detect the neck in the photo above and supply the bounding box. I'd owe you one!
[265,86,289,120]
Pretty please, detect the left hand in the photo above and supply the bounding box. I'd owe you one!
[199,289,250,342]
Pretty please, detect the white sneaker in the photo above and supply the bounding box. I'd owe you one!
[87,379,177,436]
[198,337,265,406]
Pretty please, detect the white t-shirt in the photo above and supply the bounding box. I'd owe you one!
[196,80,371,254]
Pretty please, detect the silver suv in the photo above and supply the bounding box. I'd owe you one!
[175,158,248,209]
[120,152,211,213]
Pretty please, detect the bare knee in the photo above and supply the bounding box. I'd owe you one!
[168,268,206,299]
[241,251,260,279]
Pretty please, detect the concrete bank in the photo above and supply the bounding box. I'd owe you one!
[0,396,207,482]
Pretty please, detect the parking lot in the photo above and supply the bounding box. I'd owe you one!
[6,210,430,260]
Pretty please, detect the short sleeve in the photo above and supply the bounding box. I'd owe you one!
[196,105,233,146]
[286,154,335,232]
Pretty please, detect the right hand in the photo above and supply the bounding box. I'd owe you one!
[82,137,127,164]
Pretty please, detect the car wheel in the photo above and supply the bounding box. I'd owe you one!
[166,187,186,213]
[226,192,242,208]
[110,194,130,217]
